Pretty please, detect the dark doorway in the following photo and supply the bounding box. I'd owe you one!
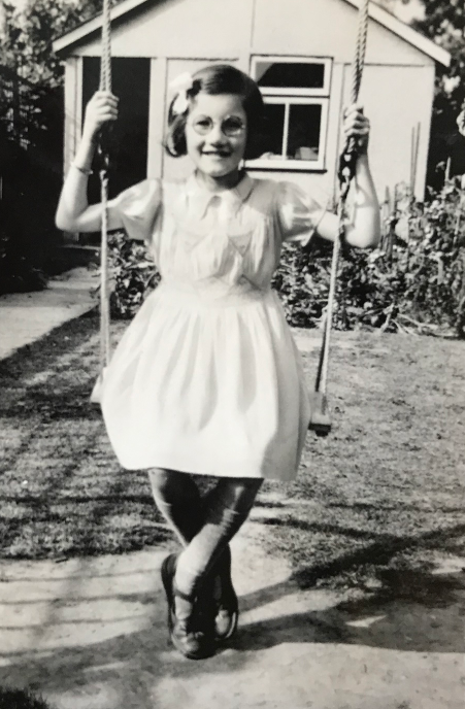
[82,57,150,202]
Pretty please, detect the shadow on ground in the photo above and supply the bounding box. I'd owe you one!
[0,538,464,709]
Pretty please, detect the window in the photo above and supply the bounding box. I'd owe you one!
[248,56,332,171]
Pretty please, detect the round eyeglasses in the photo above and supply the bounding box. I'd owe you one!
[190,115,246,138]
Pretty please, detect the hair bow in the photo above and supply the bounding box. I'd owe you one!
[169,72,194,115]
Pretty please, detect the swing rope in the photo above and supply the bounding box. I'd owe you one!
[98,0,112,373]
[89,0,112,403]
[309,0,370,435]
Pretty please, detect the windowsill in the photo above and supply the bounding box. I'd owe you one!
[245,160,328,173]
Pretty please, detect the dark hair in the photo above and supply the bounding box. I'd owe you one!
[165,64,265,160]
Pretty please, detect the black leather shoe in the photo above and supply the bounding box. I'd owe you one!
[161,553,216,660]
[213,546,239,641]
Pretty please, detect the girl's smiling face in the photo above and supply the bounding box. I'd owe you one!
[185,92,247,186]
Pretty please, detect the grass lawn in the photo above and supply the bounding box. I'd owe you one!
[0,310,464,591]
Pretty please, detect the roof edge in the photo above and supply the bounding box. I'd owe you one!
[53,0,150,53]
[53,0,451,68]
[344,0,450,67]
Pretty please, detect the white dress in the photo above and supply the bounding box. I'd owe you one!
[100,172,325,480]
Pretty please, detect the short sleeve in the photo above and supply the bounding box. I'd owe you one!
[275,181,327,246]
[109,179,162,242]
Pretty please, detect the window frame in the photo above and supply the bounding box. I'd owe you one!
[247,55,332,172]
[250,56,332,96]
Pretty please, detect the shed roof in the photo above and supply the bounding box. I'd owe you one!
[53,0,450,67]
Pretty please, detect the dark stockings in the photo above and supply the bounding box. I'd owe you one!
[149,468,262,616]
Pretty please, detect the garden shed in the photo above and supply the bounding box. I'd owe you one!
[54,0,449,205]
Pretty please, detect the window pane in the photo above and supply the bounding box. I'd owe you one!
[260,102,285,159]
[256,61,325,90]
[286,103,322,161]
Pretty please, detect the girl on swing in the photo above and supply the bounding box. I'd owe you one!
[56,64,380,660]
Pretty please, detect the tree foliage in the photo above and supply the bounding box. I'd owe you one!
[400,0,465,186]
[0,0,104,146]
[0,0,107,290]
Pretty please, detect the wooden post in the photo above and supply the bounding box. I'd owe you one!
[445,156,452,184]
[382,185,390,252]
[410,122,420,198]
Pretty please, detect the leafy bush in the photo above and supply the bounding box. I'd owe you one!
[271,239,332,327]
[0,233,48,295]
[275,180,465,337]
[0,687,53,709]
[405,182,465,336]
[0,129,61,294]
[104,182,465,338]
[107,231,160,319]
[0,199,48,296]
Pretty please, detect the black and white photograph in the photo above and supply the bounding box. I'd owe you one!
[0,0,464,707]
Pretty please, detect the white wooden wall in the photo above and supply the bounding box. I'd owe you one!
[62,0,437,200]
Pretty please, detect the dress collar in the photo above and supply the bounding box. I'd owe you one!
[185,171,254,218]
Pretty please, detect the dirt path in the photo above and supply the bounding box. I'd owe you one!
[1,489,463,709]
[0,268,96,360]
